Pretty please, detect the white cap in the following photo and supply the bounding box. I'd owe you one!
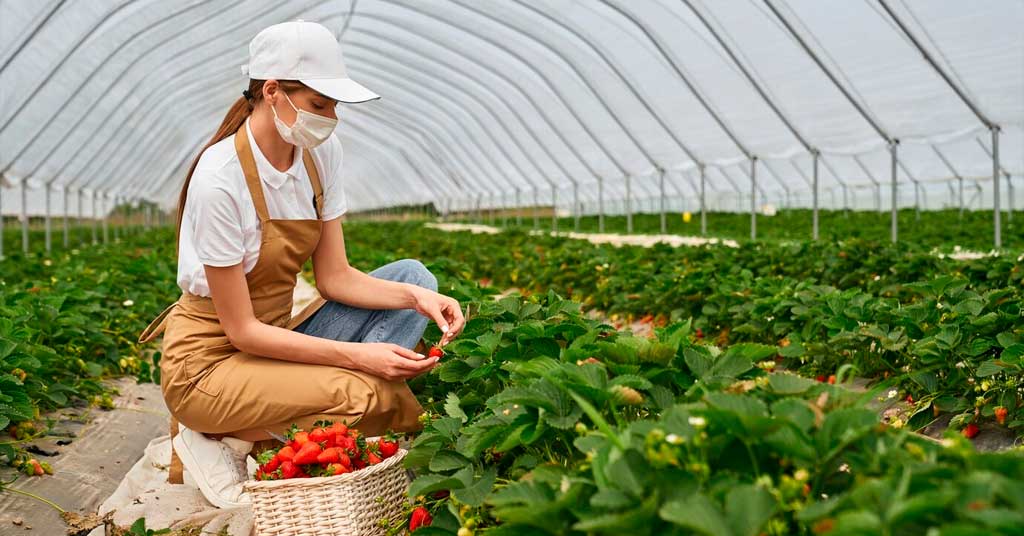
[241,19,379,104]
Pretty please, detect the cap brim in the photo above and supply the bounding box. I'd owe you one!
[301,77,380,104]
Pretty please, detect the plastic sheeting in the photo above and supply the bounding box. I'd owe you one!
[1,0,1021,216]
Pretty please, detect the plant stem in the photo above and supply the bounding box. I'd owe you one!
[3,487,66,513]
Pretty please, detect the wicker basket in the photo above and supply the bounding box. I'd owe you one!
[243,449,410,536]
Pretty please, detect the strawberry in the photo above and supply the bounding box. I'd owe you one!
[309,427,329,444]
[816,375,826,383]
[328,422,349,437]
[695,328,704,339]
[25,459,44,476]
[275,445,296,462]
[409,506,433,532]
[962,423,980,439]
[279,460,299,479]
[255,469,265,480]
[379,435,400,459]
[336,434,357,455]
[367,450,383,465]
[317,447,342,465]
[292,431,310,446]
[257,451,281,473]
[905,395,914,404]
[428,346,444,359]
[994,407,1008,426]
[827,375,836,385]
[338,450,351,468]
[353,457,367,470]
[325,463,350,476]
[292,441,323,465]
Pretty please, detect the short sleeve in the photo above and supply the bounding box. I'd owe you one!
[320,134,349,221]
[188,175,245,267]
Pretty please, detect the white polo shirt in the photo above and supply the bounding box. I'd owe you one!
[176,117,348,297]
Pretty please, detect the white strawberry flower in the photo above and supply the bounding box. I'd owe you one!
[688,416,706,428]
[123,299,134,307]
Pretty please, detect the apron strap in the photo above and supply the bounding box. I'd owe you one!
[138,301,179,344]
[302,148,324,220]
[234,120,272,223]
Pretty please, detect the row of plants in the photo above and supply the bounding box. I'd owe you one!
[466,208,1023,252]
[0,230,179,467]
[394,283,1024,535]
[338,222,1023,436]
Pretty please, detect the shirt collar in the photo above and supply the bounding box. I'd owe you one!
[245,117,302,190]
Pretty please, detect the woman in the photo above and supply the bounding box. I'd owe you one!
[137,20,465,509]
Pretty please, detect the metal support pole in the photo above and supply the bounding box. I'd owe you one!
[573,182,580,231]
[598,177,605,233]
[1005,173,1013,223]
[0,184,4,260]
[551,185,558,233]
[700,165,707,236]
[44,185,52,254]
[992,127,1001,248]
[113,196,120,242]
[659,169,666,234]
[62,186,69,248]
[890,141,899,243]
[21,181,29,254]
[91,191,98,245]
[812,151,820,240]
[532,188,539,230]
[102,194,109,244]
[515,188,522,226]
[750,157,757,241]
[626,175,633,234]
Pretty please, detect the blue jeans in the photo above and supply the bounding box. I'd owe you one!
[292,259,437,350]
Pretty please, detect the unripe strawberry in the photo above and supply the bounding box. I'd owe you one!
[610,385,644,406]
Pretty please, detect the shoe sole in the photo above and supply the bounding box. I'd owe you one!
[172,433,250,509]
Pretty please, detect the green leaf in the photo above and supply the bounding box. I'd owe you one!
[975,359,1005,377]
[444,392,468,423]
[660,493,733,536]
[452,466,497,507]
[767,372,816,395]
[408,473,465,498]
[725,484,776,536]
[429,450,472,472]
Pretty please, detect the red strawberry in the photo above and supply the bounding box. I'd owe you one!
[309,427,329,444]
[816,375,826,383]
[336,434,357,455]
[994,407,1008,426]
[317,447,342,464]
[827,375,836,385]
[962,423,980,439]
[379,436,400,459]
[338,450,351,469]
[409,506,433,532]
[275,445,296,462]
[367,450,383,465]
[905,395,914,404]
[428,346,444,359]
[291,431,310,446]
[325,463,350,476]
[695,328,704,339]
[254,469,265,480]
[353,457,367,470]
[279,460,299,479]
[328,422,349,437]
[292,442,323,465]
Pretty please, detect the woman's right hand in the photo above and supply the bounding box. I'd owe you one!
[346,342,440,381]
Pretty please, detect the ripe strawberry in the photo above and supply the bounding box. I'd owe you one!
[255,469,265,480]
[994,407,1008,426]
[962,423,980,439]
[827,375,836,385]
[279,460,299,479]
[325,463,350,476]
[292,431,310,445]
[257,451,281,473]
[695,328,704,339]
[428,346,444,359]
[353,457,367,470]
[317,447,342,464]
[275,445,296,462]
[379,436,400,459]
[409,506,433,532]
[328,422,349,437]
[905,395,914,404]
[292,442,323,465]
[309,427,330,444]
[816,375,826,383]
[336,434,357,455]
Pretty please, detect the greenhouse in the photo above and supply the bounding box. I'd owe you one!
[0,1,1022,535]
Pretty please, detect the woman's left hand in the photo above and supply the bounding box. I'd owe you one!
[410,287,465,346]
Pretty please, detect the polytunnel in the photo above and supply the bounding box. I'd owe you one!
[1,0,1022,253]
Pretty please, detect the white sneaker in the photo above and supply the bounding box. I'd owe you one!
[172,425,254,509]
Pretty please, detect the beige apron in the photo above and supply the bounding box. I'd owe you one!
[138,120,423,439]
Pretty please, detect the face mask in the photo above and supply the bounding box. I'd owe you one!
[271,90,338,148]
